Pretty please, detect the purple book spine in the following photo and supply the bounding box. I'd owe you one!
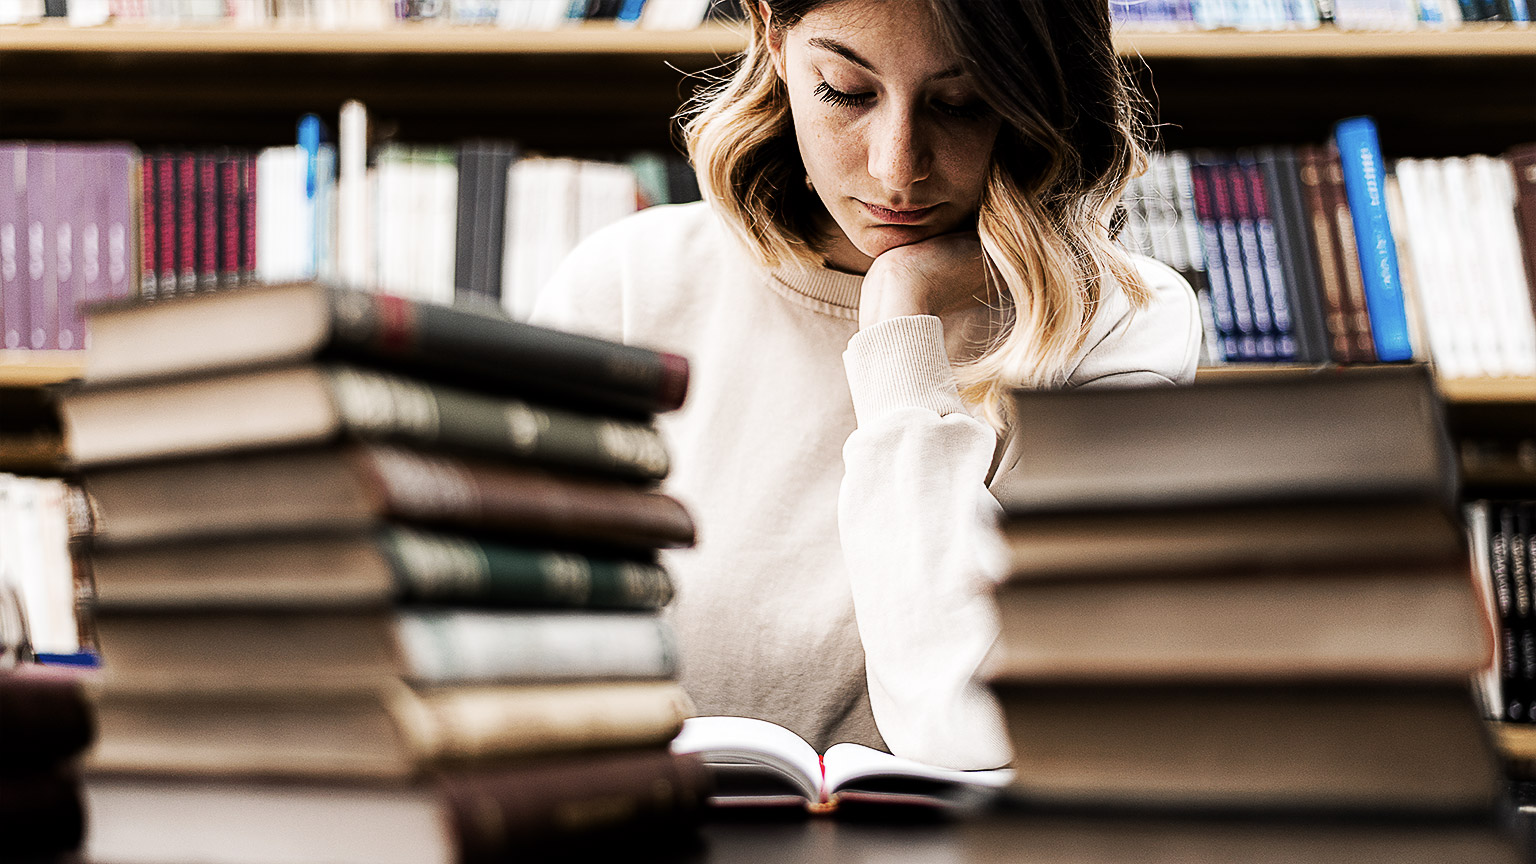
[25,143,57,351]
[53,146,84,352]
[103,146,136,303]
[0,144,24,350]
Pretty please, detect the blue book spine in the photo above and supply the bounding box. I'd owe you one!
[617,0,646,23]
[1334,116,1412,362]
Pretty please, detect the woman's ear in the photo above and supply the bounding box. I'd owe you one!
[760,1,787,80]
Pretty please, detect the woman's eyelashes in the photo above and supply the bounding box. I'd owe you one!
[812,81,991,121]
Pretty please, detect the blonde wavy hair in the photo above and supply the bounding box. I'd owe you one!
[683,0,1153,431]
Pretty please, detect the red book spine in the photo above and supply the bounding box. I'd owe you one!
[176,152,196,294]
[197,152,218,292]
[240,154,257,284]
[154,154,177,298]
[219,154,240,288]
[138,155,157,299]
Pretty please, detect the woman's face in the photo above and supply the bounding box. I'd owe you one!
[764,0,1003,274]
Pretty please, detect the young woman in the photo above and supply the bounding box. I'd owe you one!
[531,0,1200,770]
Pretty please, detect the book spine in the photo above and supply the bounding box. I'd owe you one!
[1196,155,1259,359]
[357,445,697,549]
[1323,148,1378,362]
[0,145,22,349]
[138,154,157,299]
[324,288,691,416]
[1298,147,1354,363]
[53,147,82,351]
[218,153,240,289]
[1225,159,1282,359]
[1238,155,1298,360]
[1183,157,1241,361]
[176,152,197,295]
[394,609,677,683]
[453,142,479,301]
[241,153,258,284]
[197,152,219,292]
[154,153,178,297]
[382,526,675,609]
[0,674,94,767]
[1509,147,1536,314]
[1261,146,1331,364]
[104,147,136,304]
[398,681,692,762]
[1335,116,1413,362]
[25,143,56,351]
[441,750,707,861]
[326,366,671,481]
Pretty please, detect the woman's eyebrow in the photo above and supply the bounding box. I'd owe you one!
[806,37,963,81]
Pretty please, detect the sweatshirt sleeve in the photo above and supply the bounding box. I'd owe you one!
[839,314,1013,771]
[837,263,1201,770]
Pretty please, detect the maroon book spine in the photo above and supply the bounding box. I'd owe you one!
[139,154,157,299]
[155,153,177,298]
[219,153,240,288]
[240,153,257,284]
[176,151,196,294]
[1323,146,1377,362]
[197,151,218,292]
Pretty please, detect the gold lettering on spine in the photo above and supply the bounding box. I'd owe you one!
[539,553,592,604]
[503,403,549,454]
[364,446,480,520]
[330,368,441,438]
[597,421,668,475]
[387,528,486,599]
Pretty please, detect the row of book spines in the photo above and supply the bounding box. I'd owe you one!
[21,0,735,27]
[139,150,258,301]
[1110,0,1528,27]
[1471,500,1536,720]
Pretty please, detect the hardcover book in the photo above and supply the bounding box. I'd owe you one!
[78,281,689,417]
[81,442,696,551]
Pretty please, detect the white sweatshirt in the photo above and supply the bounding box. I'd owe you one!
[531,201,1201,770]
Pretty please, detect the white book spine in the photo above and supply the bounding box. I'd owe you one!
[395,610,677,683]
[337,100,371,290]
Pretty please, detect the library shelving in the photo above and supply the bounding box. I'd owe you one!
[0,351,86,387]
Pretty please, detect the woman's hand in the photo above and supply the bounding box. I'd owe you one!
[858,232,990,331]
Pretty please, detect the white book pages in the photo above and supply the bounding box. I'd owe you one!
[822,742,1012,808]
[86,778,450,864]
[672,716,823,802]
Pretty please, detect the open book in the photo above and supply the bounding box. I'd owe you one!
[670,716,1012,813]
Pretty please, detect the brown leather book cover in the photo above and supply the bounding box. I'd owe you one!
[439,749,710,862]
[1297,147,1355,364]
[1324,146,1378,362]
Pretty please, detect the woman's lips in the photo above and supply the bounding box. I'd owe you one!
[860,200,940,225]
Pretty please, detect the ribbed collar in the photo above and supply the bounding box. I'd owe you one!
[767,261,865,312]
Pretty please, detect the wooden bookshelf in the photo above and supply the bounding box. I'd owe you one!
[1438,377,1536,404]
[0,21,1530,59]
[0,351,85,387]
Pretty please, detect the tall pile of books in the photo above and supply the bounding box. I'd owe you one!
[0,668,93,861]
[60,282,708,864]
[978,365,1519,857]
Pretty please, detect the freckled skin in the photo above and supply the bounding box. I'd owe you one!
[764,0,1004,327]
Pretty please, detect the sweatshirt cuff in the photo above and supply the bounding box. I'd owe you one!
[843,315,969,427]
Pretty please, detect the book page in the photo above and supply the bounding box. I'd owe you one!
[670,716,822,803]
[822,742,1013,811]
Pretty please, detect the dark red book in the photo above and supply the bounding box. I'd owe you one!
[197,151,218,292]
[219,152,241,289]
[154,153,177,298]
[175,151,196,294]
[240,153,257,284]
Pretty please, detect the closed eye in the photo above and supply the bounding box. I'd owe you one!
[814,81,873,109]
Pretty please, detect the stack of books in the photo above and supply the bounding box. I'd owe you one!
[0,667,93,861]
[984,365,1505,814]
[58,282,709,863]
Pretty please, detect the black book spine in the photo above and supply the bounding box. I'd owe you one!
[453,142,480,303]
[1256,146,1331,364]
